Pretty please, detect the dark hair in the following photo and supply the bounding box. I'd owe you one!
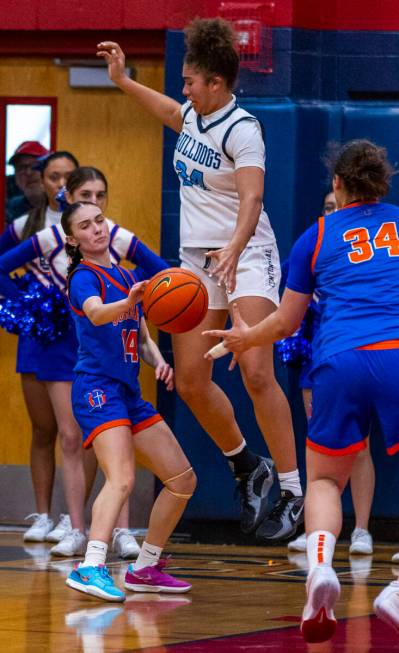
[66,166,108,195]
[61,202,93,276]
[326,139,393,200]
[184,18,239,89]
[21,150,79,240]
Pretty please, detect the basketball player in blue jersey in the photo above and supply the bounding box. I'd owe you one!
[0,166,169,558]
[61,201,196,602]
[288,190,375,558]
[97,17,303,542]
[204,139,399,641]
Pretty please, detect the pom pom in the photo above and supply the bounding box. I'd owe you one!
[55,186,68,211]
[275,323,312,368]
[0,272,72,344]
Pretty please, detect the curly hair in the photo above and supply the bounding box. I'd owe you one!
[184,17,239,89]
[325,139,393,199]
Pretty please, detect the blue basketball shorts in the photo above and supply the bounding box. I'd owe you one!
[299,359,313,390]
[72,372,163,448]
[308,348,399,456]
[16,327,78,382]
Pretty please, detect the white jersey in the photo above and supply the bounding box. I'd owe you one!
[173,95,276,248]
[11,216,136,292]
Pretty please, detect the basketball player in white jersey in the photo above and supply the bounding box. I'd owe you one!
[97,18,303,541]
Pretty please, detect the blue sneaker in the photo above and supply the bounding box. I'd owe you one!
[66,565,125,602]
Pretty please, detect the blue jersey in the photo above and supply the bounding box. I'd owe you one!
[69,262,143,387]
[287,201,399,369]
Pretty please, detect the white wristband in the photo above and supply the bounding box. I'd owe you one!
[207,342,229,359]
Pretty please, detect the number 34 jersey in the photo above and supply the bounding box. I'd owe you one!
[174,96,276,248]
[311,201,399,366]
[68,262,142,388]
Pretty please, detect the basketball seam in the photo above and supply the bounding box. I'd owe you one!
[156,283,203,327]
[145,281,200,317]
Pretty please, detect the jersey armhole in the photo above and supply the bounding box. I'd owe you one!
[221,117,263,163]
[67,267,106,316]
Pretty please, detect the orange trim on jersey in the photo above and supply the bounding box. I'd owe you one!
[317,533,326,564]
[342,200,378,210]
[70,304,85,317]
[306,437,367,456]
[310,216,325,273]
[131,414,163,434]
[357,339,399,350]
[387,442,399,456]
[80,260,130,296]
[83,418,132,449]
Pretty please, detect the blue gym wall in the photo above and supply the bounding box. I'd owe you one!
[159,28,399,526]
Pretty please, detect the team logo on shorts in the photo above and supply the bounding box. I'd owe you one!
[85,388,106,411]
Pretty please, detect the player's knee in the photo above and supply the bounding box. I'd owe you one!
[110,472,135,498]
[175,375,203,403]
[58,429,81,456]
[243,368,270,395]
[165,468,197,500]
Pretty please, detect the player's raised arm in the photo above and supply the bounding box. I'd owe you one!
[96,41,183,133]
[82,281,148,326]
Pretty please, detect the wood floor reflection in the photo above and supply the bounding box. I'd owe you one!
[0,532,398,652]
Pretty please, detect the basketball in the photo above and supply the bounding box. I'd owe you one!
[142,268,209,334]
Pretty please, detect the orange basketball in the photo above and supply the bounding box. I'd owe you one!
[142,268,209,334]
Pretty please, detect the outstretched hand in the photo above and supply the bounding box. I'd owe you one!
[97,41,127,85]
[203,303,252,370]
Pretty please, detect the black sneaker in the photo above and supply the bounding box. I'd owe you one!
[255,490,304,542]
[235,457,275,534]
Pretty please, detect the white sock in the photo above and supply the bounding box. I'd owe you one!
[278,469,302,496]
[80,540,108,568]
[307,530,336,572]
[135,541,162,570]
[223,439,246,457]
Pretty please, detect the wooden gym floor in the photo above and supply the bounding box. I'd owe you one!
[0,532,398,652]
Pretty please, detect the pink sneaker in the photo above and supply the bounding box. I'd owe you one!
[124,559,191,594]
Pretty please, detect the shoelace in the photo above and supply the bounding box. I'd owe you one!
[55,514,71,530]
[63,528,83,543]
[267,495,291,522]
[25,513,48,524]
[112,528,131,547]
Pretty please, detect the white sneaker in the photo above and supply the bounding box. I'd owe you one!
[374,581,399,633]
[288,532,307,552]
[112,528,141,559]
[392,552,399,563]
[349,528,373,555]
[46,514,72,542]
[301,564,340,643]
[23,513,54,542]
[50,529,86,557]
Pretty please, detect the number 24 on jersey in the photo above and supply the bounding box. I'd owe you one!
[343,221,399,263]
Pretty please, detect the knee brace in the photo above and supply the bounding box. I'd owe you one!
[163,467,194,500]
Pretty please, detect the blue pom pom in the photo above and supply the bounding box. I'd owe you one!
[275,323,312,368]
[0,272,72,344]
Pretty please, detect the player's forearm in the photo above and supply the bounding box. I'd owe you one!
[84,298,131,326]
[229,194,263,253]
[140,337,164,368]
[246,311,295,348]
[115,76,183,132]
